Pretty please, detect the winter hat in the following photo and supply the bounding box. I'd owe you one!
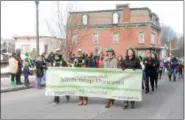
[77,49,83,54]
[25,52,30,57]
[55,49,63,57]
[105,48,114,52]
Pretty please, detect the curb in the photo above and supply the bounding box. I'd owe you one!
[1,84,46,93]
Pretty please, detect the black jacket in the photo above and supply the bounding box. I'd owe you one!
[36,61,44,77]
[55,60,68,67]
[154,59,160,71]
[121,58,141,69]
[144,58,156,72]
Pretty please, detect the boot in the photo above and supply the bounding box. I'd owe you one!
[10,81,16,87]
[169,75,171,81]
[145,88,149,94]
[152,87,154,91]
[83,97,88,105]
[66,96,70,102]
[174,76,176,82]
[123,101,129,109]
[155,83,158,88]
[78,97,83,106]
[131,101,135,109]
[105,99,113,108]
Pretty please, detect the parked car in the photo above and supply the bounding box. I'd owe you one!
[1,52,11,61]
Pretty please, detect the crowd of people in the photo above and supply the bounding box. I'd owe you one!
[8,47,184,109]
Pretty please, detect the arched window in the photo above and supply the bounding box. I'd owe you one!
[113,13,119,24]
[82,14,88,25]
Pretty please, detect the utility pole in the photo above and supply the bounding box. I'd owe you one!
[35,1,39,56]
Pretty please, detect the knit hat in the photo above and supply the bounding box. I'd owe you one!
[25,52,30,57]
[105,48,114,52]
[55,49,63,57]
[77,49,83,54]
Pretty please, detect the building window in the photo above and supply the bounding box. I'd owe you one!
[72,35,78,45]
[151,33,155,45]
[138,32,144,44]
[93,33,99,44]
[82,14,88,25]
[113,13,119,24]
[113,33,119,44]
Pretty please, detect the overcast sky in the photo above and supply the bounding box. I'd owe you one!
[1,1,183,38]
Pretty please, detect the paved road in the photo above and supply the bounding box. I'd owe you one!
[1,74,184,119]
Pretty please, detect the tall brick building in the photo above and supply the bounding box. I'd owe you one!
[67,4,162,57]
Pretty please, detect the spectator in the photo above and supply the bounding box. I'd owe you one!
[47,52,55,66]
[15,54,23,85]
[23,61,30,86]
[36,56,44,89]
[25,52,34,68]
[8,53,18,87]
[30,48,37,66]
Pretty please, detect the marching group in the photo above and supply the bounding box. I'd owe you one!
[8,47,184,109]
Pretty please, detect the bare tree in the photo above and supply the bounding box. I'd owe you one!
[46,1,79,59]
[160,24,176,43]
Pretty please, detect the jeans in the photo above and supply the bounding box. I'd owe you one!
[172,69,177,77]
[24,75,29,84]
[142,71,147,81]
[36,77,42,88]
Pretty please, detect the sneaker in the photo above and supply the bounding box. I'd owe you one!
[123,105,128,109]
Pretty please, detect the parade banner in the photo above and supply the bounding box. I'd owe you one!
[45,67,142,101]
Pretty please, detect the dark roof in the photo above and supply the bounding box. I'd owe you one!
[70,7,151,14]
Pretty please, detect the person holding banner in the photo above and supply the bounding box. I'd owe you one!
[103,48,118,108]
[121,48,141,109]
[73,49,88,106]
[53,50,70,105]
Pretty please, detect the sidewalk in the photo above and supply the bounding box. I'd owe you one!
[1,75,45,93]
[1,67,36,74]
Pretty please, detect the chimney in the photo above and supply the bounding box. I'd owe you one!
[116,4,129,9]
[116,4,130,23]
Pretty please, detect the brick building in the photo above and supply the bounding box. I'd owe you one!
[67,4,162,57]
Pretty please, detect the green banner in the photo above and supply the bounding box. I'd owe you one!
[45,67,142,101]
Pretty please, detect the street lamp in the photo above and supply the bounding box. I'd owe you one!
[35,1,39,56]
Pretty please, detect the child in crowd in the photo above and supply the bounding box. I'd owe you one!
[35,56,44,89]
[23,61,30,86]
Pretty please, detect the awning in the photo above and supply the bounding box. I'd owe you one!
[134,46,164,50]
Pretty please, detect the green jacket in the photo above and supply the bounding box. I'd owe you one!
[25,57,34,68]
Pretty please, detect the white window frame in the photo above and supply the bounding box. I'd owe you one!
[151,33,155,45]
[82,14,88,25]
[93,33,99,45]
[113,13,119,24]
[113,33,119,44]
[72,35,78,45]
[138,32,144,44]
